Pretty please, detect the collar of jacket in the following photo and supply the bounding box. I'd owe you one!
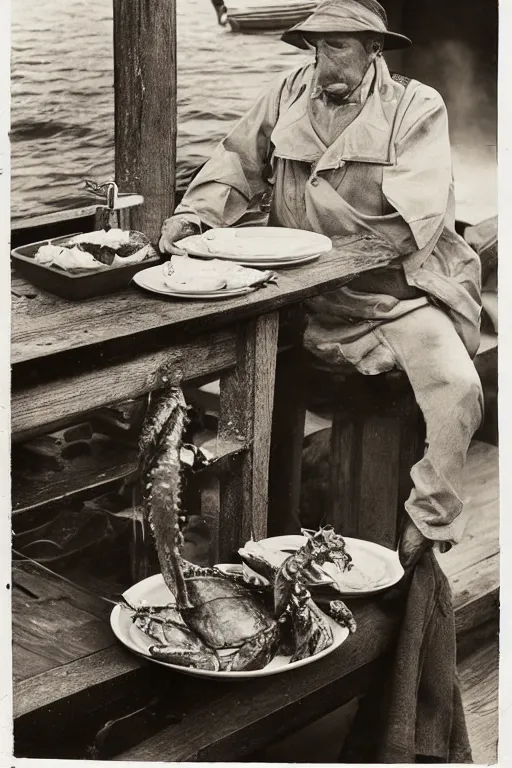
[271,57,408,170]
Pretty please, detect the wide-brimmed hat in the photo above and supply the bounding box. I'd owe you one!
[281,0,412,51]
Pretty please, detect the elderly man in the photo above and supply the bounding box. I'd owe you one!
[159,0,483,569]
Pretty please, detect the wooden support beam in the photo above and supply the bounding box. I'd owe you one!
[268,306,307,537]
[218,313,279,560]
[113,0,177,242]
[11,330,236,440]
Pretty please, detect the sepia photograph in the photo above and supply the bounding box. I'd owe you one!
[4,0,501,762]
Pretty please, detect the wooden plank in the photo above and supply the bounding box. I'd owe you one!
[12,441,138,514]
[451,553,499,616]
[11,196,144,232]
[455,588,499,637]
[12,330,236,438]
[11,205,101,231]
[438,440,499,634]
[450,552,499,638]
[15,597,391,724]
[113,0,177,242]
[171,661,381,763]
[13,644,60,684]
[268,307,307,537]
[11,241,396,368]
[396,391,423,544]
[12,562,113,622]
[358,415,401,548]
[12,433,244,515]
[459,639,499,764]
[12,562,117,687]
[218,313,279,560]
[440,441,499,579]
[328,414,360,538]
[14,646,144,720]
[111,599,397,762]
[12,592,114,668]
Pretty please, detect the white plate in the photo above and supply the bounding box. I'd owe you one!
[255,535,404,597]
[182,251,322,269]
[176,227,332,262]
[110,573,349,680]
[133,265,258,300]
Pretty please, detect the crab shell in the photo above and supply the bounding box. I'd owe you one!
[180,576,277,650]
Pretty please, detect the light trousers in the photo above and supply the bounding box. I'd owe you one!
[308,304,484,545]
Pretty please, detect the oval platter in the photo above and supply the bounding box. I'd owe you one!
[110,573,349,680]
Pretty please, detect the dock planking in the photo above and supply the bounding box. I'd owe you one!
[12,439,499,758]
[12,560,116,684]
[436,440,499,635]
[459,637,499,764]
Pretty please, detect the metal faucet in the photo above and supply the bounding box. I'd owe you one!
[83,179,119,210]
[82,179,144,231]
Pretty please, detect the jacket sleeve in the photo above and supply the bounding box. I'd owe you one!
[175,74,290,228]
[382,84,453,254]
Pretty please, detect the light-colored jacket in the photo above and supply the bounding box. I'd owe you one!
[176,57,481,358]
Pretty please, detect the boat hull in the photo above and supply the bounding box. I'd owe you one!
[226,1,317,32]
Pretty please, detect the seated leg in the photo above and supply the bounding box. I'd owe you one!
[375,305,484,546]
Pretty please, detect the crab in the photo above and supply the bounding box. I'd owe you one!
[122,382,357,672]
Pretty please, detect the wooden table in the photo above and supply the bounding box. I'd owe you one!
[11,241,397,759]
[12,243,391,547]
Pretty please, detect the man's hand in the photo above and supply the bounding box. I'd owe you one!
[398,516,433,571]
[159,215,200,255]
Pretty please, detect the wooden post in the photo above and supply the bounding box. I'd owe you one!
[268,306,307,537]
[113,0,177,243]
[217,314,279,561]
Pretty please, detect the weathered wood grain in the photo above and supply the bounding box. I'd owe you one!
[328,415,360,537]
[12,562,113,622]
[358,415,401,548]
[268,307,307,537]
[11,196,144,232]
[12,433,244,516]
[218,313,279,559]
[440,441,499,579]
[11,244,389,368]
[12,442,138,514]
[13,645,59,684]
[12,330,236,438]
[396,389,423,544]
[438,440,499,635]
[459,638,499,764]
[12,587,114,676]
[111,599,397,762]
[14,646,144,720]
[113,0,177,242]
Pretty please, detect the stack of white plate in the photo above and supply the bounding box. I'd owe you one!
[176,226,332,269]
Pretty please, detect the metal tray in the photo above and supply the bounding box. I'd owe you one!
[11,233,161,301]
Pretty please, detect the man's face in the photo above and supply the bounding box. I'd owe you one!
[309,33,377,102]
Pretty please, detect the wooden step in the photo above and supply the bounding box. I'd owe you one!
[437,440,499,637]
[12,431,246,518]
[459,637,499,763]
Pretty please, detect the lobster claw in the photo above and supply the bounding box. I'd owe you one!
[274,565,298,617]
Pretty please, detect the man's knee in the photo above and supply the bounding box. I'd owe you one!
[449,364,484,420]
